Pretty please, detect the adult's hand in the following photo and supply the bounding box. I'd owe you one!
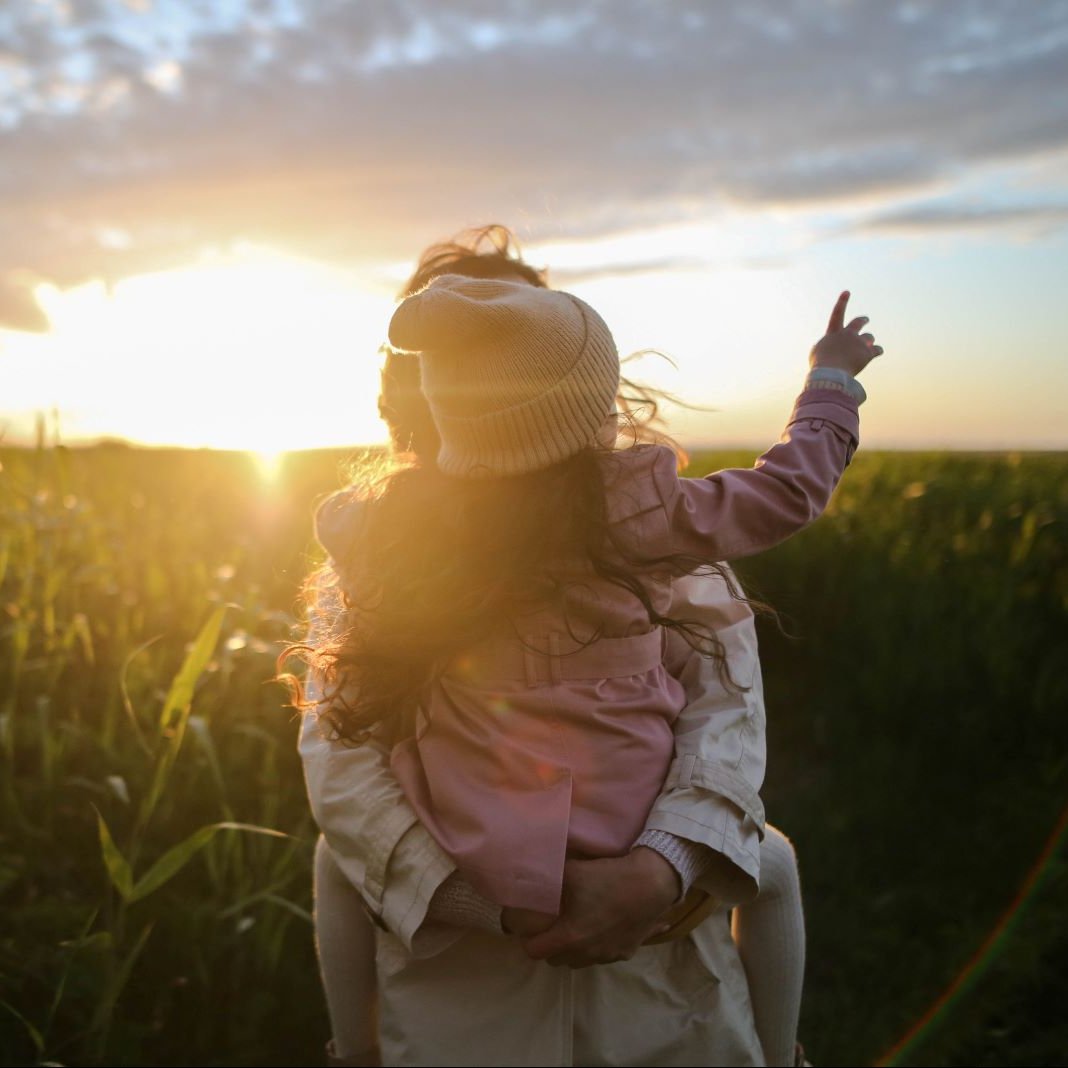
[501,906,556,938]
[519,847,680,968]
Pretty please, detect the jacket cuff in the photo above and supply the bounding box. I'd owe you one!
[635,829,714,899]
[426,871,505,935]
[379,825,462,958]
[787,386,861,466]
[644,754,768,907]
[805,366,866,404]
[643,804,761,906]
[789,386,860,439]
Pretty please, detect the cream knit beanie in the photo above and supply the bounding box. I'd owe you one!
[388,274,620,478]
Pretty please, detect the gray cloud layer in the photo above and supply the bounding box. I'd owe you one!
[862,201,1068,235]
[2,0,1068,329]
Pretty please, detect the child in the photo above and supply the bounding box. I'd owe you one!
[304,271,880,1066]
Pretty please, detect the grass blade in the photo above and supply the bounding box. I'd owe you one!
[46,908,100,1039]
[128,821,289,904]
[0,997,44,1058]
[261,892,313,925]
[95,808,132,901]
[90,921,154,1054]
[139,606,226,827]
[159,605,226,731]
[118,635,161,758]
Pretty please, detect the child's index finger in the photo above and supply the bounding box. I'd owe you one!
[828,290,850,334]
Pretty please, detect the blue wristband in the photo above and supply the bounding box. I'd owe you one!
[805,366,866,404]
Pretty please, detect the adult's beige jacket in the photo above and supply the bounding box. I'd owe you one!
[300,571,769,1067]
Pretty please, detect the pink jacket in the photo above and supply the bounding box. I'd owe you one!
[320,386,859,913]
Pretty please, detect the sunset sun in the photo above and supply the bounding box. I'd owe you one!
[5,246,394,452]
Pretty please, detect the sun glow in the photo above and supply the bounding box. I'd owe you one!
[1,246,395,451]
[251,447,286,482]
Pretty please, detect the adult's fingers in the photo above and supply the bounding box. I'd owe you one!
[544,945,631,969]
[828,290,850,333]
[524,925,640,967]
[545,952,595,969]
[522,923,580,961]
[846,316,870,334]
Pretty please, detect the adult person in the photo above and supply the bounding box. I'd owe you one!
[298,226,804,1067]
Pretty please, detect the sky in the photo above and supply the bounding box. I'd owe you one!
[1,0,1067,452]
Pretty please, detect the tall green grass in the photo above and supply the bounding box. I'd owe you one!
[0,441,1065,1066]
[0,440,332,1065]
[720,449,1068,1067]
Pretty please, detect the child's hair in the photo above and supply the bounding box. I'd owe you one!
[304,448,743,746]
[283,225,747,745]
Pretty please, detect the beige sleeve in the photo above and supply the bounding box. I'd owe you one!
[298,585,459,956]
[641,566,767,906]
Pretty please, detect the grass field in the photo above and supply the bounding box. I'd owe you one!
[1,441,1065,1067]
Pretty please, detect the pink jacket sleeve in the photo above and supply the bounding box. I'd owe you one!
[654,387,859,561]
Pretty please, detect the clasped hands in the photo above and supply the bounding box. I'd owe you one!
[501,846,681,969]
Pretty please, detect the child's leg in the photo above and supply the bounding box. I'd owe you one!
[313,835,380,1065]
[732,825,806,1068]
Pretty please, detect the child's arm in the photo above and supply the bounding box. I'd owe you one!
[655,292,881,562]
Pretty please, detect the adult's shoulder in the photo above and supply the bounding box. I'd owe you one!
[671,567,754,627]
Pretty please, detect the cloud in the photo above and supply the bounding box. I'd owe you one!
[0,273,48,333]
[862,200,1068,235]
[2,0,1068,328]
[547,255,707,286]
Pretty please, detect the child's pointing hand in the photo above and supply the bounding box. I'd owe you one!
[810,291,883,378]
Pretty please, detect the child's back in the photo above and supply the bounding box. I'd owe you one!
[319,363,860,913]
